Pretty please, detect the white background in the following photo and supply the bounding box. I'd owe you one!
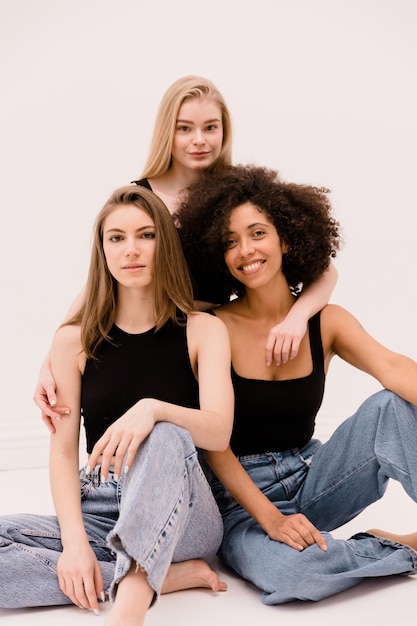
[0,0,416,471]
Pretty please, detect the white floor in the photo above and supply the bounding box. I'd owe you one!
[1,467,416,626]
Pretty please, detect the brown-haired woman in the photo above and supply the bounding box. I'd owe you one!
[0,186,233,625]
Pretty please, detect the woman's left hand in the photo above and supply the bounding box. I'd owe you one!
[265,318,307,366]
[88,398,157,481]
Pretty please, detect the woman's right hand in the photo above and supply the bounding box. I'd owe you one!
[265,511,327,552]
[57,543,104,613]
[33,355,70,432]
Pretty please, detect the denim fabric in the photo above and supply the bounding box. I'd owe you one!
[0,423,222,609]
[208,390,417,603]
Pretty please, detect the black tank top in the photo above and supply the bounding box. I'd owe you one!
[228,311,325,455]
[81,319,199,453]
[131,178,152,190]
[132,178,230,304]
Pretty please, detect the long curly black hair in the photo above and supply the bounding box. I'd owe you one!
[176,165,342,304]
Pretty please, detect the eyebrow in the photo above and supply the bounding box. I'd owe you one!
[226,221,270,234]
[104,225,155,234]
[176,118,221,124]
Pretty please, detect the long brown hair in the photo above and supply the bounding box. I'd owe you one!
[68,186,194,358]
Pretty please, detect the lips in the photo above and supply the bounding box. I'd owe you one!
[238,260,265,273]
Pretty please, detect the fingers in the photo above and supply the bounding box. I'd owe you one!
[42,413,56,434]
[265,319,307,366]
[265,333,302,367]
[312,528,328,551]
[89,421,146,481]
[59,573,100,613]
[278,516,327,552]
[94,561,105,604]
[87,434,108,477]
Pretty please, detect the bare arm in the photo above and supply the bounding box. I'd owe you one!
[205,447,327,552]
[49,324,103,613]
[88,312,234,481]
[323,304,417,405]
[266,262,338,366]
[33,287,86,430]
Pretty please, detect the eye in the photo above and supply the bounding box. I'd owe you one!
[177,125,190,132]
[253,229,266,238]
[223,238,237,250]
[109,235,123,242]
[141,231,156,240]
[206,124,218,131]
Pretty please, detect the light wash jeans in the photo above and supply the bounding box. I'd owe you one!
[207,390,417,603]
[0,422,223,609]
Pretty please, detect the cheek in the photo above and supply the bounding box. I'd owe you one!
[223,251,235,273]
[214,131,223,151]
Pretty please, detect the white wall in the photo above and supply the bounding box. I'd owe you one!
[1,0,416,471]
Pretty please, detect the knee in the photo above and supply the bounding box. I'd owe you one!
[149,422,195,456]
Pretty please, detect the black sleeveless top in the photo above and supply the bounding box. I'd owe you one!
[81,319,199,453]
[226,312,325,456]
[131,178,152,191]
[131,178,230,304]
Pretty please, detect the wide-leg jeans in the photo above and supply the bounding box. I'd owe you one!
[0,422,223,609]
[208,390,417,603]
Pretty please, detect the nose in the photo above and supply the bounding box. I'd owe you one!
[125,237,141,256]
[239,237,255,258]
[192,128,205,145]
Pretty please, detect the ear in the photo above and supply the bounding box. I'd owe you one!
[281,240,289,254]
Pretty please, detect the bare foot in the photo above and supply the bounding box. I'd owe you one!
[367,528,417,552]
[162,559,227,594]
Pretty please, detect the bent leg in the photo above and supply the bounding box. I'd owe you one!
[221,516,417,604]
[108,423,223,600]
[0,512,115,608]
[300,390,417,530]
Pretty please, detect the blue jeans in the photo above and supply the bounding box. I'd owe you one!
[0,423,223,609]
[207,390,417,603]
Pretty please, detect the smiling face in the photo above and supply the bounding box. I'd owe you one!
[223,202,288,290]
[171,96,223,173]
[102,204,156,291]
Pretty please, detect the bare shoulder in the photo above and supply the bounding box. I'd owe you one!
[320,304,362,328]
[52,323,82,354]
[319,304,368,355]
[187,311,229,336]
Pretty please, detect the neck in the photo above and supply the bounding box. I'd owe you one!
[240,280,296,323]
[162,163,202,191]
[114,286,156,333]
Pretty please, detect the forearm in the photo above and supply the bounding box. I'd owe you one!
[291,262,337,321]
[150,398,232,451]
[205,448,284,531]
[49,448,88,546]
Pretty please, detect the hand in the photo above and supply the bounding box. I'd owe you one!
[265,511,327,552]
[265,318,307,366]
[88,398,158,481]
[57,543,104,613]
[33,359,70,433]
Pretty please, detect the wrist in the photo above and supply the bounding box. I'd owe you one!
[258,503,284,534]
[141,397,161,424]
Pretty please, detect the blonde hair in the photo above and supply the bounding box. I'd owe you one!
[141,75,233,179]
[68,186,194,359]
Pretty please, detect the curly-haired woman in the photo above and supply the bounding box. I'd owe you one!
[177,164,417,604]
